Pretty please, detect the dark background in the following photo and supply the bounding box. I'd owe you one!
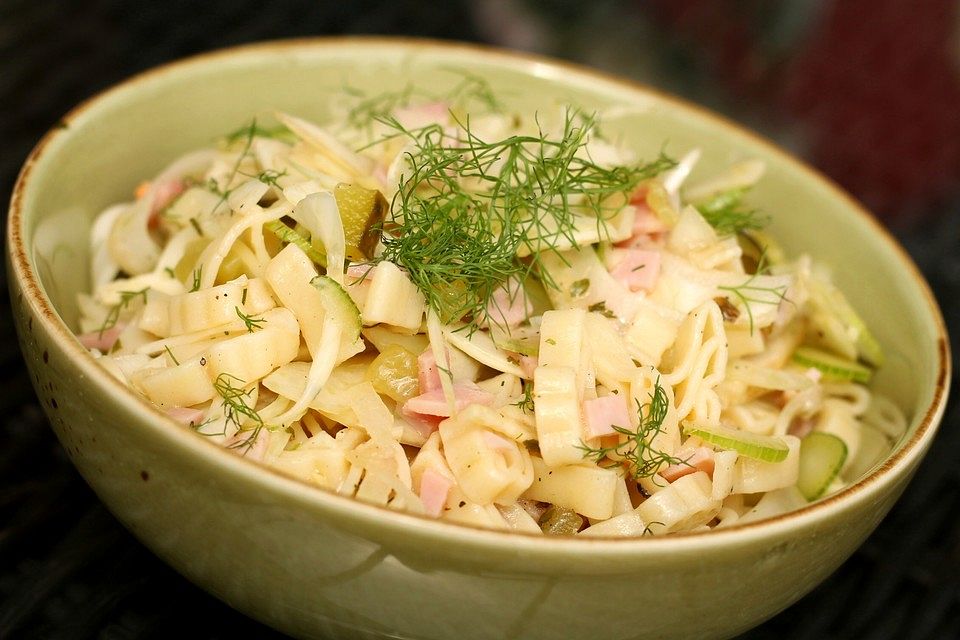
[2,1,959,638]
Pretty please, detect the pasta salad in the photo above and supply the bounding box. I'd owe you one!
[76,83,906,536]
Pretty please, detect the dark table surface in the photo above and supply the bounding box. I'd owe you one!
[2,1,959,638]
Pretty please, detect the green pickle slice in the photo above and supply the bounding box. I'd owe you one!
[684,423,790,463]
[797,432,848,501]
[791,346,872,383]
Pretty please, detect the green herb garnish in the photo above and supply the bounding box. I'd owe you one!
[235,306,266,332]
[98,288,149,336]
[189,267,203,292]
[345,83,420,131]
[376,108,674,329]
[222,120,294,145]
[164,345,181,365]
[695,188,768,235]
[587,301,616,318]
[513,381,535,413]
[212,372,265,453]
[716,253,788,333]
[578,378,685,481]
[249,168,288,188]
[569,278,590,298]
[210,118,259,215]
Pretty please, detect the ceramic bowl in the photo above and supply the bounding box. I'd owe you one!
[7,38,950,640]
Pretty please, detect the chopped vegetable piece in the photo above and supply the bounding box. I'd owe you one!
[310,275,362,346]
[538,505,583,535]
[333,183,388,260]
[265,220,327,266]
[791,346,872,383]
[811,280,885,367]
[797,432,848,501]
[684,423,790,463]
[367,345,420,402]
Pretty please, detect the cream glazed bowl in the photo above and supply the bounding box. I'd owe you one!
[7,38,950,640]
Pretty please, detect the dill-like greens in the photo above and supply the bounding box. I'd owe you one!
[642,521,665,536]
[251,168,287,188]
[235,306,266,332]
[345,83,419,131]
[212,372,265,453]
[695,188,768,235]
[164,345,180,365]
[343,70,502,132]
[210,118,259,215]
[577,378,685,481]
[569,279,590,298]
[375,108,675,328]
[443,70,503,114]
[513,381,535,413]
[98,288,149,336]
[222,120,294,145]
[587,301,616,318]
[716,253,788,333]
[189,267,203,292]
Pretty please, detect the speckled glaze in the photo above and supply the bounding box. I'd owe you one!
[7,38,950,640]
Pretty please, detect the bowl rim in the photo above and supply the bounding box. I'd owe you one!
[7,35,952,555]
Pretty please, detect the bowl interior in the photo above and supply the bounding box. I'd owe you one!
[16,38,946,509]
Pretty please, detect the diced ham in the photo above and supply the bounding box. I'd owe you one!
[788,416,816,439]
[617,188,668,249]
[153,179,186,211]
[166,406,206,426]
[403,382,494,418]
[482,431,517,452]
[583,395,631,438]
[224,427,270,462]
[630,202,668,235]
[419,468,454,518]
[518,355,538,379]
[418,348,441,393]
[346,264,375,280]
[661,447,716,482]
[393,101,450,129]
[610,249,661,292]
[78,322,126,352]
[484,285,531,327]
[138,179,186,229]
[399,403,443,435]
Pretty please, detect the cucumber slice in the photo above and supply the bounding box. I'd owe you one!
[266,220,326,267]
[684,423,790,463]
[797,431,848,501]
[791,346,872,383]
[808,279,884,367]
[311,275,361,345]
